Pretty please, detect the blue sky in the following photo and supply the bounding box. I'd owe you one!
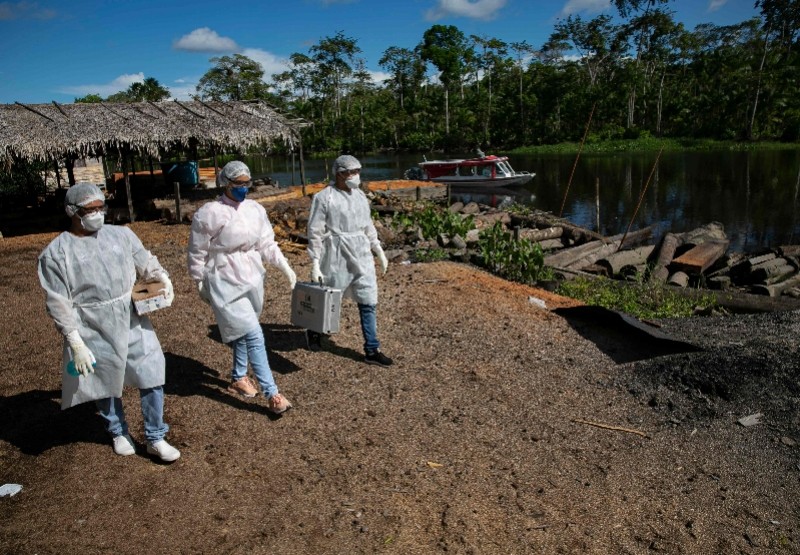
[0,0,759,105]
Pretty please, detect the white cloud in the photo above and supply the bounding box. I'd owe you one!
[559,0,610,17]
[368,70,391,85]
[425,0,507,21]
[0,1,56,20]
[241,48,290,82]
[168,83,197,101]
[708,0,727,12]
[58,73,145,98]
[173,27,239,53]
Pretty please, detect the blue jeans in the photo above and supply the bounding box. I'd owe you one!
[96,386,169,443]
[230,327,278,398]
[358,303,380,354]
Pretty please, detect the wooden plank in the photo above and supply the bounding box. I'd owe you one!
[669,240,729,275]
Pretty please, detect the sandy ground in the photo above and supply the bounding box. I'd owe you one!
[0,220,798,554]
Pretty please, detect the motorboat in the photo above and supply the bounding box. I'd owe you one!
[405,153,535,187]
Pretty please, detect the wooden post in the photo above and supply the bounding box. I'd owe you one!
[447,184,451,205]
[291,149,296,186]
[298,136,307,194]
[513,226,520,241]
[212,147,219,185]
[54,160,62,189]
[148,156,156,187]
[595,177,600,232]
[124,149,135,223]
[174,182,181,223]
[416,186,421,201]
[65,156,76,186]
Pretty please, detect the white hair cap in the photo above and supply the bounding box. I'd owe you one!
[217,160,251,187]
[332,155,361,175]
[65,183,105,217]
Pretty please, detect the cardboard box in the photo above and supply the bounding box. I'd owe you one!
[132,281,172,315]
[290,282,342,334]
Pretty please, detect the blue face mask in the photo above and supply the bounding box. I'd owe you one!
[229,185,249,202]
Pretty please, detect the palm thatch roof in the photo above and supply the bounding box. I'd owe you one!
[0,99,303,165]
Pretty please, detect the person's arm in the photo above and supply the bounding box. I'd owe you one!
[255,206,296,289]
[362,195,388,275]
[187,212,213,283]
[37,252,78,336]
[125,227,164,282]
[306,192,327,264]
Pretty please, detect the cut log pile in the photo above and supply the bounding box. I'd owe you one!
[131,183,800,313]
[384,199,800,312]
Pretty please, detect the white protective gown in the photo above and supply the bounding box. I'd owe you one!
[307,184,381,306]
[38,226,167,409]
[187,196,288,344]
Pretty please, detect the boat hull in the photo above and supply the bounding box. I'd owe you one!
[429,173,535,188]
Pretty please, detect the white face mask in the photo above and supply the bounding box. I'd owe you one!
[80,212,105,232]
[345,174,361,189]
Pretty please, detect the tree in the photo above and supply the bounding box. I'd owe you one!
[309,31,362,119]
[74,93,103,103]
[196,54,271,101]
[420,25,471,136]
[106,77,170,102]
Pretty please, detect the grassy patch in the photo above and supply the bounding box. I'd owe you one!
[556,276,717,319]
[510,138,800,155]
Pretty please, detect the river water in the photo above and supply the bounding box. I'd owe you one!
[243,149,800,253]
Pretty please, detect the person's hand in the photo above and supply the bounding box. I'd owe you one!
[66,330,96,376]
[373,246,388,275]
[277,258,297,290]
[377,249,389,275]
[197,281,210,304]
[311,259,324,284]
[156,273,174,304]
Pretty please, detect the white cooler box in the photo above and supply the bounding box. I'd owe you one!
[131,281,172,316]
[290,282,343,334]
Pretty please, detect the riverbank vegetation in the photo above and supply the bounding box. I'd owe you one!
[72,2,799,157]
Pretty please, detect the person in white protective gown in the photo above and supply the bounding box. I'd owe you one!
[37,183,181,462]
[306,155,394,367]
[187,161,296,414]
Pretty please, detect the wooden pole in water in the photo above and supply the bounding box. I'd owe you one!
[618,146,664,251]
[558,102,595,218]
[595,177,600,233]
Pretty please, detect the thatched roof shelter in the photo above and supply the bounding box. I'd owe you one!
[0,99,304,165]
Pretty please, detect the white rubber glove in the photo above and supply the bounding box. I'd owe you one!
[310,259,324,284]
[276,257,297,290]
[375,247,389,275]
[156,272,174,304]
[197,281,210,304]
[66,330,96,375]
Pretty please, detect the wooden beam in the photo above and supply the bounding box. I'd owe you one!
[198,100,227,117]
[174,99,206,118]
[147,100,168,116]
[669,240,729,275]
[14,101,56,122]
[51,101,69,118]
[99,101,129,121]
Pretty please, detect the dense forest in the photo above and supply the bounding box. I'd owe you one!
[69,0,800,153]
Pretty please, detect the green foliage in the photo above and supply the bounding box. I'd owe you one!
[196,54,272,101]
[392,203,474,240]
[477,221,552,284]
[556,276,717,319]
[413,247,450,262]
[0,159,48,204]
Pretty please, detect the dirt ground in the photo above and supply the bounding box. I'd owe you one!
[0,219,798,554]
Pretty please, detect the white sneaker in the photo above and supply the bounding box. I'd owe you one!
[146,440,181,462]
[112,434,136,456]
